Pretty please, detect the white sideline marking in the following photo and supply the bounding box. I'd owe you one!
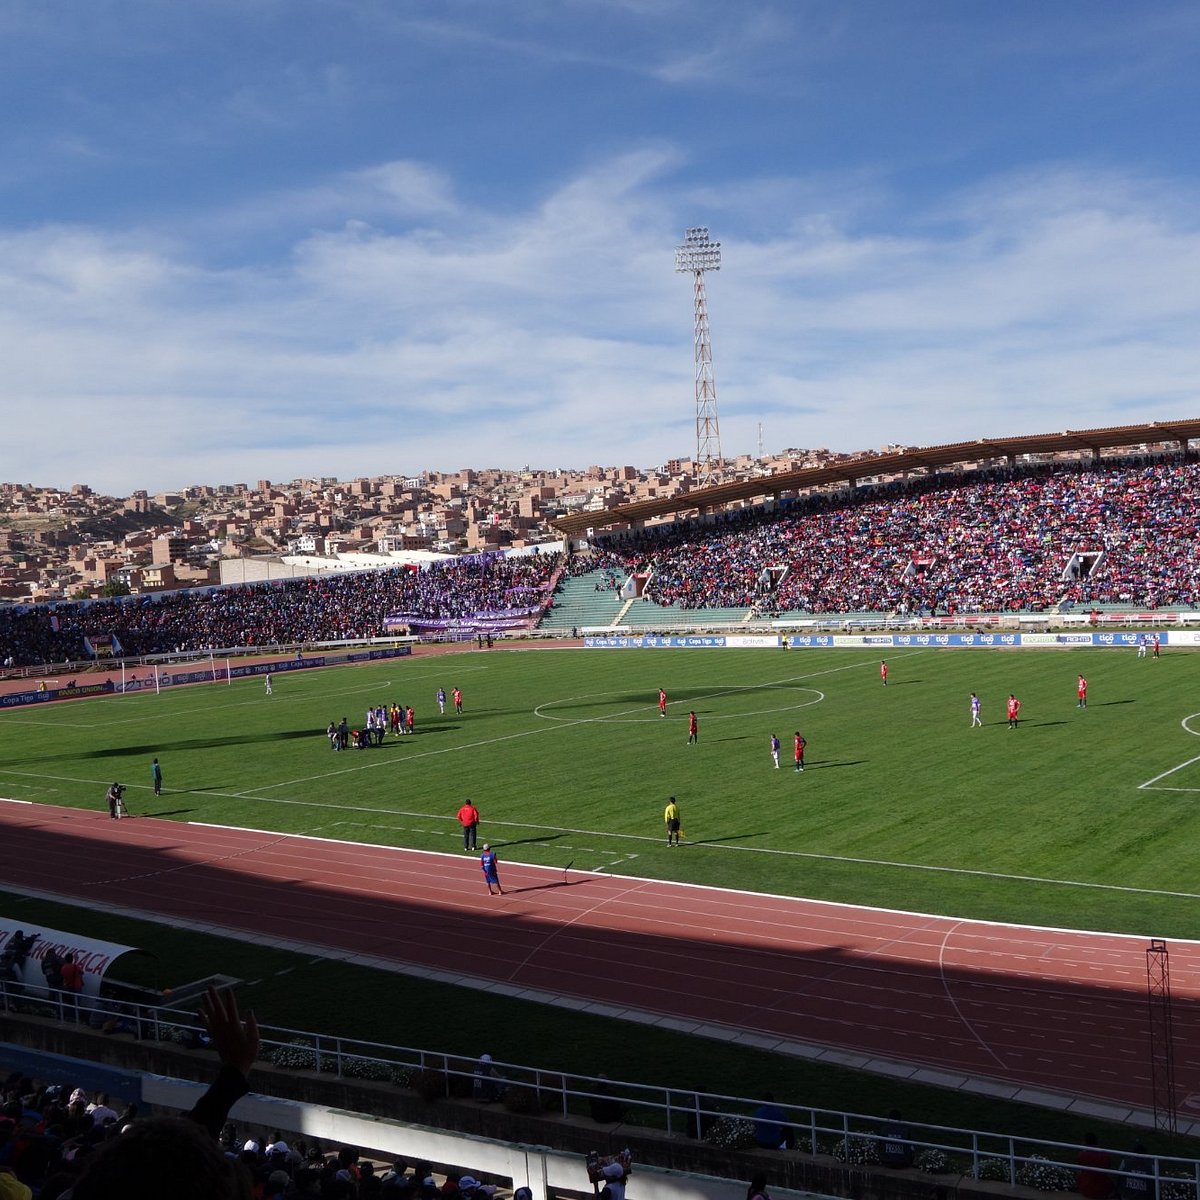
[0,663,490,731]
[171,817,1200,945]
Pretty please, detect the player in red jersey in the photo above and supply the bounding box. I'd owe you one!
[880,660,888,686]
[687,710,698,744]
[1076,675,1088,709]
[1007,694,1022,729]
[793,731,807,772]
[658,688,668,718]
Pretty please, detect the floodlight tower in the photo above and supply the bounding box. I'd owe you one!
[675,226,723,486]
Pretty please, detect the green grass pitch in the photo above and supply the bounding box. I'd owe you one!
[3,646,1200,939]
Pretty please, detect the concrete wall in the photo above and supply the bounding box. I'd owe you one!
[148,1074,779,1200]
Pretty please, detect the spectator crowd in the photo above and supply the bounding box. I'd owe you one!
[0,555,559,668]
[0,988,523,1200]
[579,457,1200,616]
[3,456,1199,667]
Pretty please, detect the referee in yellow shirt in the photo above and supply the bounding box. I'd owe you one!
[664,796,681,847]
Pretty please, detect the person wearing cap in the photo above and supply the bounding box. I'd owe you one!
[334,1146,360,1184]
[105,782,125,819]
[241,1140,273,1195]
[266,1139,296,1166]
[473,1054,506,1103]
[598,1160,629,1200]
[457,1176,497,1198]
[480,845,503,896]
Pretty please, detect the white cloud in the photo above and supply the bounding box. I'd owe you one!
[1,151,1199,494]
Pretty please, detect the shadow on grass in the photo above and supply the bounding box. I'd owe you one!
[805,760,867,770]
[24,730,321,764]
[687,832,769,847]
[494,834,565,848]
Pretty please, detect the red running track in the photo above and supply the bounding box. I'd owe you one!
[3,800,1199,1118]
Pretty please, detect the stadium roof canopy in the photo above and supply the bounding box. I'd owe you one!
[551,418,1200,541]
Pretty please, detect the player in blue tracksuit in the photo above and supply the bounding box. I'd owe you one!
[480,844,504,895]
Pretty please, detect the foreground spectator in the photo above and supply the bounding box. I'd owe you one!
[1077,1132,1116,1200]
[752,1093,789,1150]
[877,1109,914,1168]
[65,985,259,1200]
[746,1174,772,1200]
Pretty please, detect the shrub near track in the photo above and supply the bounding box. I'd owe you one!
[2,646,1199,935]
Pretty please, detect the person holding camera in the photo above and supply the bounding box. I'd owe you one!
[106,782,126,819]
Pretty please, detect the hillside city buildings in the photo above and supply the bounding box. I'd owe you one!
[0,448,858,603]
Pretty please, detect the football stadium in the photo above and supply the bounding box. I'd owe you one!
[4,421,1200,1200]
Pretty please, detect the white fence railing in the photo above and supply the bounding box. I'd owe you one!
[3,981,1196,1194]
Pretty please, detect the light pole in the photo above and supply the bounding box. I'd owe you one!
[675,227,723,487]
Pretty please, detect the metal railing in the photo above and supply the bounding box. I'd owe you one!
[3,980,1198,1194]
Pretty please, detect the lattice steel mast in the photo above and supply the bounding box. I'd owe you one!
[675,227,723,486]
[1147,939,1178,1132]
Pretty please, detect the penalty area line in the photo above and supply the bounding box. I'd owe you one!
[1138,712,1200,790]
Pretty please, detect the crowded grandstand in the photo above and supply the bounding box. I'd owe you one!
[2,442,1198,667]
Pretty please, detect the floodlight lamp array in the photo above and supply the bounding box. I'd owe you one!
[674,226,721,273]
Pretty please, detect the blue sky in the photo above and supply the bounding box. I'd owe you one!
[2,1,1199,494]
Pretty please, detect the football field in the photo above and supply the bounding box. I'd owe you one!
[2,645,1199,939]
